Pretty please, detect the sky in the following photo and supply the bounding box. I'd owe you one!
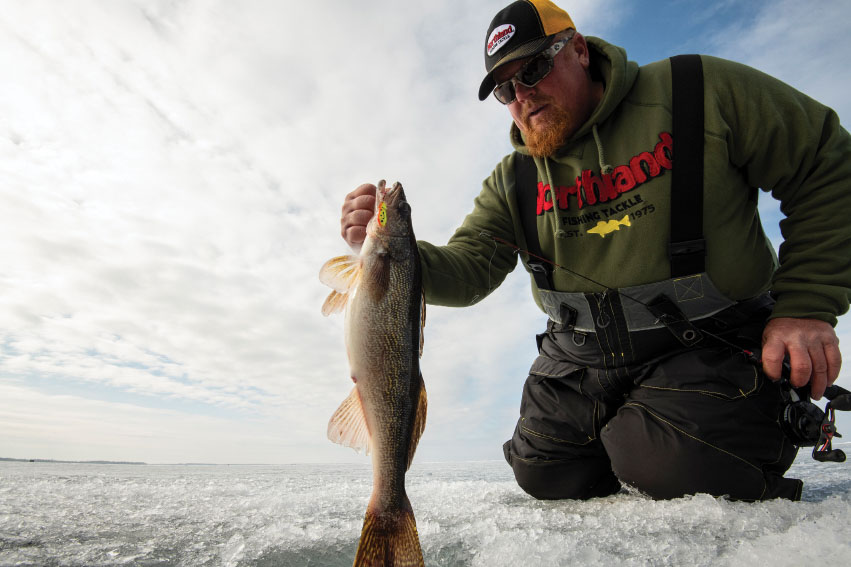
[1,0,850,465]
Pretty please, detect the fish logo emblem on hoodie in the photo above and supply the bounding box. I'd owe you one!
[587,214,631,237]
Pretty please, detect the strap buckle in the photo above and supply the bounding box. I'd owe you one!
[645,294,704,347]
[528,260,551,274]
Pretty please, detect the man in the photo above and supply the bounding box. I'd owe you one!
[340,0,850,501]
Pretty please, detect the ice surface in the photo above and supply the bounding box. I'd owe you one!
[1,447,849,566]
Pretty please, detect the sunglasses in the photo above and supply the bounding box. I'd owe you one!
[492,38,569,105]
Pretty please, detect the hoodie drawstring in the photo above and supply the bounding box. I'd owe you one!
[539,158,568,239]
[552,124,611,239]
[592,124,614,175]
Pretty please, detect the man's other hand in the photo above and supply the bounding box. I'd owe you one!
[761,317,842,400]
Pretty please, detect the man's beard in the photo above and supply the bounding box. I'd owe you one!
[519,99,574,158]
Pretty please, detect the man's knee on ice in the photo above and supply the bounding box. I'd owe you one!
[507,453,620,500]
[601,404,769,500]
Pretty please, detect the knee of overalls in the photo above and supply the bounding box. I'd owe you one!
[600,403,773,499]
[504,440,621,500]
[599,348,802,501]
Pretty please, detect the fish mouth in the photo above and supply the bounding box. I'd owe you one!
[375,180,406,215]
[368,180,409,238]
[376,180,403,205]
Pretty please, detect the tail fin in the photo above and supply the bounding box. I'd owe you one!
[353,497,424,567]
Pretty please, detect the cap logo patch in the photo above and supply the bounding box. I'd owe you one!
[487,24,515,56]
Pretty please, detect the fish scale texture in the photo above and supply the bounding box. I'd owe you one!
[321,182,427,566]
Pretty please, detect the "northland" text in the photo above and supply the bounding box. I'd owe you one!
[536,132,673,213]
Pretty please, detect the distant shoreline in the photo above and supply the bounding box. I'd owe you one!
[0,457,147,465]
[1,457,520,466]
[0,457,273,466]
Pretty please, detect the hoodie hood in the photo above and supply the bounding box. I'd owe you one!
[510,37,639,155]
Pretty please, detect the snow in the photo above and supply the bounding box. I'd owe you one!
[1,448,849,566]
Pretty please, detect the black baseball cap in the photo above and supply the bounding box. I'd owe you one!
[478,0,576,101]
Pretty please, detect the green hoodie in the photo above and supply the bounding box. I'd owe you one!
[418,37,851,326]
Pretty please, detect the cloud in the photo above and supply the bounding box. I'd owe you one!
[710,0,851,120]
[1,0,849,464]
[0,0,545,463]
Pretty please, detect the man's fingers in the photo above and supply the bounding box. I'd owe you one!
[342,185,376,218]
[341,209,374,243]
[343,226,367,247]
[785,344,812,389]
[343,194,376,217]
[341,183,377,249]
[806,346,829,399]
[345,183,377,204]
[345,208,374,227]
[760,317,843,397]
[760,340,786,382]
[762,337,815,387]
[826,342,842,385]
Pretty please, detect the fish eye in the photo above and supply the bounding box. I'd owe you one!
[397,201,411,216]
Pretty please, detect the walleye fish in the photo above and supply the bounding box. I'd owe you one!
[587,214,631,238]
[320,180,427,567]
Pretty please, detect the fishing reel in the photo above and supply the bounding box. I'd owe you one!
[743,349,851,462]
[778,367,851,463]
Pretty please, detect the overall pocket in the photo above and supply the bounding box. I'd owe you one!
[519,356,599,447]
[635,347,761,401]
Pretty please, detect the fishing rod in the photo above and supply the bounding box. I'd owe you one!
[480,230,851,462]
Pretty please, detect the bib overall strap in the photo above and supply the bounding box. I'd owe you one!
[515,153,554,290]
[669,54,706,277]
[516,56,705,288]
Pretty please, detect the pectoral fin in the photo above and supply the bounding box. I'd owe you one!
[327,386,371,455]
[321,290,349,316]
[320,255,362,316]
[319,255,361,292]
